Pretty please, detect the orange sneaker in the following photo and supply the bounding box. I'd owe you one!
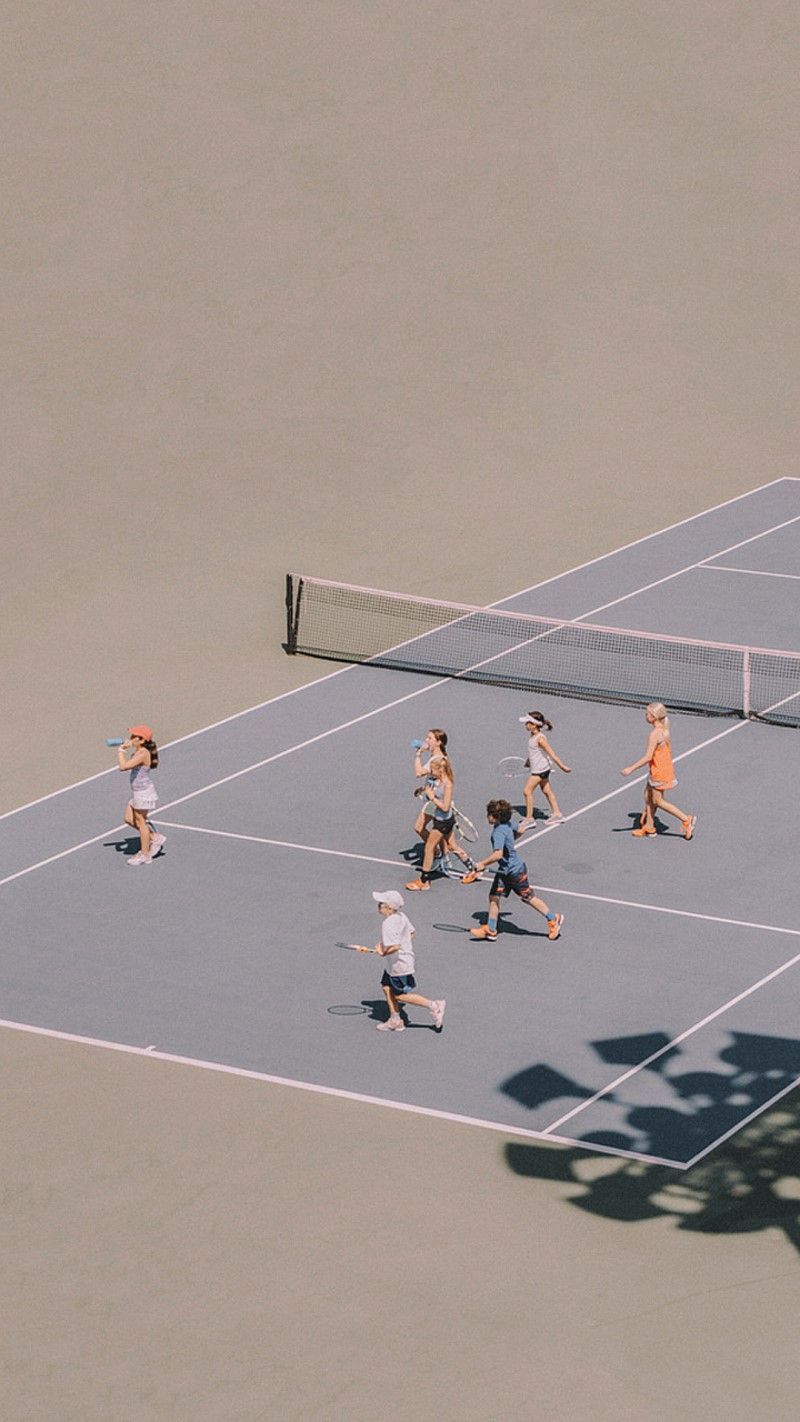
[631,825,656,837]
[405,879,430,891]
[461,870,480,885]
[470,924,497,940]
[682,816,697,840]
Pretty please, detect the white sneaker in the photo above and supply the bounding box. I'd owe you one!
[149,832,166,857]
[376,1015,405,1032]
[128,852,152,866]
[430,999,446,1031]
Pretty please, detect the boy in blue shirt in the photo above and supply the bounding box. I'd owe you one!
[462,799,563,942]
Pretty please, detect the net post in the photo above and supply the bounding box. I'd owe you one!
[742,647,751,718]
[283,575,296,654]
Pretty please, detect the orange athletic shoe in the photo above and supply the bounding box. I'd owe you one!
[682,816,697,840]
[631,825,656,837]
[470,924,497,940]
[461,870,480,885]
[547,913,564,941]
[405,879,430,891]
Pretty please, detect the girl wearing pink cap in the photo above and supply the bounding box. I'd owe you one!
[115,725,165,865]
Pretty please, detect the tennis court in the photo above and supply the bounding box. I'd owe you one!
[2,477,798,1172]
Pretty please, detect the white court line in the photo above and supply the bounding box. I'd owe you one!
[540,947,800,1137]
[529,885,800,940]
[700,565,800,582]
[157,820,800,942]
[0,826,127,892]
[155,821,406,869]
[682,1073,800,1170]
[492,476,798,607]
[0,1017,686,1170]
[153,680,447,816]
[556,511,800,623]
[0,667,358,824]
[2,478,796,823]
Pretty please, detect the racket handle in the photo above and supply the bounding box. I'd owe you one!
[411,739,423,749]
[106,737,124,746]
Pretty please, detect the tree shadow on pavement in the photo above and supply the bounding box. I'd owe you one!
[501,1030,800,1254]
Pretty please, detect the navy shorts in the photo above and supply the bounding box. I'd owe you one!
[381,971,417,994]
[490,868,535,901]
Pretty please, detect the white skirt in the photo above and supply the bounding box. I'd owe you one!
[130,792,158,811]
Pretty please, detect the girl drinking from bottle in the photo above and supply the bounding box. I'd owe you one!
[115,725,165,865]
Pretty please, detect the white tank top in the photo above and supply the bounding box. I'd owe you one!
[527,733,551,774]
[130,762,156,796]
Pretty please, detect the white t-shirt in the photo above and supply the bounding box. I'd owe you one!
[381,911,416,976]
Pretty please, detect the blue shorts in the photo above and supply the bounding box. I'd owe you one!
[381,971,417,995]
[491,867,535,901]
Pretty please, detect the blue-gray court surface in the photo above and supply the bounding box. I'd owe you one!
[3,477,799,1171]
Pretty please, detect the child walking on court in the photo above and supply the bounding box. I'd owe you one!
[517,711,571,828]
[354,890,446,1032]
[410,732,477,881]
[621,702,696,839]
[462,800,563,941]
[406,754,457,891]
[115,725,166,865]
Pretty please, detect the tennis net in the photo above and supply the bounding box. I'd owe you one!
[283,575,800,726]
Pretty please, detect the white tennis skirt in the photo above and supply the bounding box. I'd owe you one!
[130,792,158,811]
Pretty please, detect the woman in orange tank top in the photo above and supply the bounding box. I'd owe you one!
[621,703,696,839]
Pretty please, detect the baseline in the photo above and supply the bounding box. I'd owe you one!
[0,1016,688,1170]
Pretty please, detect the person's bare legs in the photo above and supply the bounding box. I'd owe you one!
[651,789,692,824]
[635,784,656,832]
[421,828,445,875]
[541,780,563,819]
[523,774,539,821]
[132,808,152,856]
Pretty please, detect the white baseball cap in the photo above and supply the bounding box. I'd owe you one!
[519,713,537,723]
[372,889,404,909]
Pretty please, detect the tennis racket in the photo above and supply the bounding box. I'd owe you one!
[452,804,478,843]
[336,941,377,953]
[498,756,528,779]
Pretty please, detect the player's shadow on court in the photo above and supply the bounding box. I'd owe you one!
[399,843,424,865]
[432,916,548,939]
[361,997,388,1022]
[612,813,669,834]
[103,835,142,856]
[361,998,438,1030]
[500,1030,800,1254]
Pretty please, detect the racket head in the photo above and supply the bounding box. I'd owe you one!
[498,756,528,779]
[452,806,479,843]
